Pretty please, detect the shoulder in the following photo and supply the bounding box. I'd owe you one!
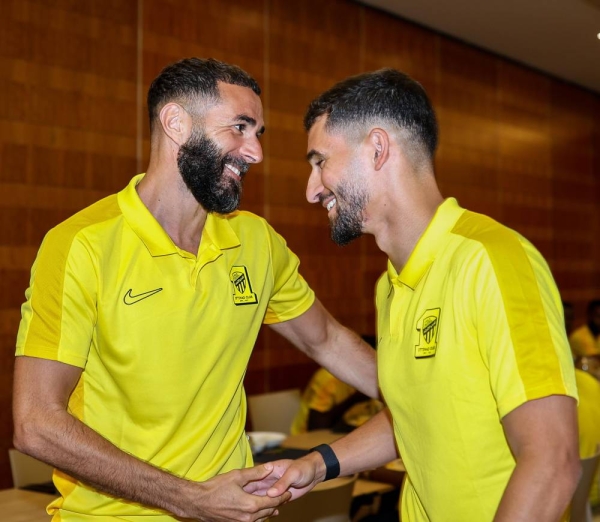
[450,210,521,254]
[41,194,122,254]
[448,209,548,276]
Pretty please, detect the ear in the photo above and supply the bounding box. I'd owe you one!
[158,103,192,146]
[368,128,389,171]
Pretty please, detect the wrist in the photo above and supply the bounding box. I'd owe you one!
[164,475,196,519]
[306,451,328,483]
[309,444,341,481]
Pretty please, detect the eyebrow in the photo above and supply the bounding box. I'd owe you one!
[306,149,324,163]
[235,114,265,136]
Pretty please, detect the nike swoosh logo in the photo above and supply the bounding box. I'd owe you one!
[123,288,163,305]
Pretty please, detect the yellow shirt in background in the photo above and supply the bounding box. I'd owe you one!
[291,369,356,434]
[570,325,600,357]
[575,369,600,506]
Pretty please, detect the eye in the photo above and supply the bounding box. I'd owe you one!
[316,159,325,168]
[233,123,246,133]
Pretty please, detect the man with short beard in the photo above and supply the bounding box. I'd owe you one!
[12,58,377,522]
[261,69,580,522]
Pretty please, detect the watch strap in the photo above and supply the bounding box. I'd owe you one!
[310,443,340,481]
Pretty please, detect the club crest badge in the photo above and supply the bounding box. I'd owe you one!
[415,308,441,358]
[229,266,258,306]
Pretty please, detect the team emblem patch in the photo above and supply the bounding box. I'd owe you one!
[229,266,258,306]
[415,308,441,358]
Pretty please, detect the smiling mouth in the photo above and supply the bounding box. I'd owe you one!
[225,164,241,177]
[326,198,337,211]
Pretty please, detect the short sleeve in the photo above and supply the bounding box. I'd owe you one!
[262,224,315,324]
[16,228,97,368]
[471,238,577,419]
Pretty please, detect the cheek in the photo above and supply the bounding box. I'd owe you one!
[321,167,342,192]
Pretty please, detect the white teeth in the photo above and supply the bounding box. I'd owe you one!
[326,198,336,211]
[226,164,241,177]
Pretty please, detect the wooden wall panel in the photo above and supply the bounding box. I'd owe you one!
[550,83,600,317]
[0,0,137,488]
[496,63,553,262]
[1,0,599,487]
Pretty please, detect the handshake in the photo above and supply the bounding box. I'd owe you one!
[201,450,330,522]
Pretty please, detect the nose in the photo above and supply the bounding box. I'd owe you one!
[306,168,324,204]
[241,136,263,164]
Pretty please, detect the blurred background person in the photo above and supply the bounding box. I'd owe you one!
[291,335,382,434]
[574,357,600,517]
[564,302,600,517]
[570,299,600,357]
[570,300,600,379]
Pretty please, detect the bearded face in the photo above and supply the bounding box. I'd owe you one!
[326,177,368,246]
[177,129,249,214]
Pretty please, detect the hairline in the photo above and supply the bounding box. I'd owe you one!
[316,114,433,169]
[151,80,258,134]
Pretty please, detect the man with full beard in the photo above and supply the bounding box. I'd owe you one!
[259,69,580,522]
[12,58,377,522]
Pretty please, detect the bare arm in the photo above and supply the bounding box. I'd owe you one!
[494,395,580,522]
[13,356,289,522]
[269,299,378,398]
[255,409,398,500]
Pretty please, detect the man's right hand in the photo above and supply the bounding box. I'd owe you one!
[180,464,292,522]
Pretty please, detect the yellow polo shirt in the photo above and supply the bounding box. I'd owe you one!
[376,198,576,522]
[16,174,315,520]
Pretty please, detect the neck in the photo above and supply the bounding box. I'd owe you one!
[139,152,208,255]
[370,172,444,273]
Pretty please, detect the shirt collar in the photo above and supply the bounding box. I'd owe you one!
[118,174,241,258]
[387,198,465,290]
[203,212,241,252]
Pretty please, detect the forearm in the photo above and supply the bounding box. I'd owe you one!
[293,410,398,482]
[271,300,379,399]
[494,456,579,522]
[329,409,398,477]
[14,407,191,518]
[313,326,378,399]
[263,409,398,500]
[13,358,289,522]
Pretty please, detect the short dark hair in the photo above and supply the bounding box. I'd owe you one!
[304,68,438,160]
[147,57,261,131]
